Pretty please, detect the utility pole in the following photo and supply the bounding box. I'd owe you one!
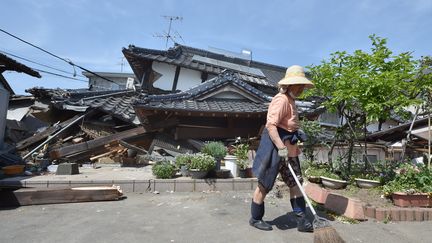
[153,15,185,48]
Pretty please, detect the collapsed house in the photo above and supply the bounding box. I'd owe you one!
[1,53,41,166]
[8,44,323,166]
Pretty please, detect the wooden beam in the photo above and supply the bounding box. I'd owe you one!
[119,140,148,154]
[172,66,181,91]
[15,115,82,151]
[0,186,123,206]
[49,127,146,159]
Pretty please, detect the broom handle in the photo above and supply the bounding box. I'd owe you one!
[286,159,318,216]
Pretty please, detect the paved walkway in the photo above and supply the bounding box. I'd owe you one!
[1,191,431,243]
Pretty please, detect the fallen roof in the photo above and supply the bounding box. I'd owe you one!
[366,116,430,142]
[27,87,141,125]
[122,43,285,88]
[0,53,41,78]
[135,70,323,117]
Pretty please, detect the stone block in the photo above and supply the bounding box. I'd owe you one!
[56,163,79,175]
[364,206,376,218]
[414,208,425,221]
[324,193,365,220]
[390,208,400,221]
[375,208,388,221]
[305,183,329,204]
[405,209,415,221]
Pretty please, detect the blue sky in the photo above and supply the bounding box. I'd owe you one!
[1,0,431,94]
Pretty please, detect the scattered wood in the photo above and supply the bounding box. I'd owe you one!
[119,140,148,155]
[0,186,123,207]
[49,126,146,159]
[90,150,118,161]
[15,115,83,151]
[72,137,84,144]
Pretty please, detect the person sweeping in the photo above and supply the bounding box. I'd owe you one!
[249,65,345,243]
[249,64,314,232]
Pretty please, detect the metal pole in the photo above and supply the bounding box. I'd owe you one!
[428,100,431,169]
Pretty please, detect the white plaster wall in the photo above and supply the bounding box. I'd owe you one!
[152,62,177,90]
[306,144,386,164]
[176,68,202,91]
[367,120,399,132]
[91,77,132,90]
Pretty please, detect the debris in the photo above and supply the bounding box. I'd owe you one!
[0,185,124,206]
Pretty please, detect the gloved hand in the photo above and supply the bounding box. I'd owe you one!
[278,147,288,160]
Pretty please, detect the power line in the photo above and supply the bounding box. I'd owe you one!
[0,28,118,84]
[0,49,86,78]
[32,68,88,82]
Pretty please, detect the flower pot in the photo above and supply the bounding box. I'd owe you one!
[355,178,381,189]
[2,165,25,175]
[215,169,231,178]
[238,169,247,178]
[320,176,348,189]
[307,176,321,184]
[224,155,238,177]
[180,165,189,177]
[392,192,432,207]
[188,169,208,179]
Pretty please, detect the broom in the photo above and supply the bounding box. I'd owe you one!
[285,159,345,243]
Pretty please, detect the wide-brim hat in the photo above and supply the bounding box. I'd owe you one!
[278,65,314,88]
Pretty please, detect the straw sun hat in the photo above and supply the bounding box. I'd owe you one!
[278,65,314,88]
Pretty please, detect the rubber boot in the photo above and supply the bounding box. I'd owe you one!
[296,212,313,233]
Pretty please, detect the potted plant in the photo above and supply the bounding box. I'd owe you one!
[152,160,176,179]
[224,144,238,177]
[188,153,216,179]
[382,163,432,207]
[201,141,227,171]
[175,153,194,177]
[234,143,250,178]
[354,173,382,189]
[309,164,348,189]
[304,164,329,184]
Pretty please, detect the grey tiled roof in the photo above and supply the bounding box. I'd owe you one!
[27,87,141,125]
[122,43,285,88]
[135,71,271,114]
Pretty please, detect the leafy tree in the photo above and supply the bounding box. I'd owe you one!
[305,35,432,173]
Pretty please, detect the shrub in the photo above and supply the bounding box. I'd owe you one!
[382,163,432,196]
[233,143,250,170]
[189,153,215,172]
[305,164,341,180]
[175,153,193,168]
[201,141,227,160]
[152,161,176,179]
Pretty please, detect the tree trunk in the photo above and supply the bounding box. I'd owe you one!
[328,139,337,171]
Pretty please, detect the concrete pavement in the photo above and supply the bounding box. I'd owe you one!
[1,191,431,243]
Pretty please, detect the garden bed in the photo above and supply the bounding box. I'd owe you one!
[326,185,393,208]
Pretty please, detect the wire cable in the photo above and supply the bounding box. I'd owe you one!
[0,49,86,78]
[32,68,88,82]
[0,28,118,84]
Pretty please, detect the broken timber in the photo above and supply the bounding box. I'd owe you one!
[0,186,123,206]
[49,126,146,159]
[15,115,84,151]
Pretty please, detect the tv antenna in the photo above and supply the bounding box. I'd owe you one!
[153,15,185,48]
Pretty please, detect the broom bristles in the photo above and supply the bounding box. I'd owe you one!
[314,226,345,243]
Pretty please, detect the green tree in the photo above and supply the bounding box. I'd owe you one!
[305,35,432,174]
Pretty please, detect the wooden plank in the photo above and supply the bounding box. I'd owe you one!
[119,140,148,154]
[0,186,123,206]
[49,127,146,159]
[15,115,82,150]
